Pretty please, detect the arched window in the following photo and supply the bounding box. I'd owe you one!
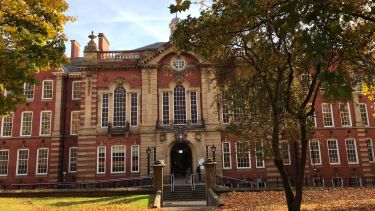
[113,87,126,127]
[174,85,186,124]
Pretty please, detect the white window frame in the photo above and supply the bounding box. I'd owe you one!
[0,149,9,176]
[235,142,251,169]
[68,147,78,173]
[1,113,13,137]
[72,81,81,100]
[97,146,106,174]
[70,111,80,135]
[255,142,265,168]
[321,103,334,127]
[222,142,232,169]
[24,83,35,101]
[42,80,53,100]
[190,91,199,124]
[162,91,170,125]
[16,149,29,176]
[101,94,109,128]
[366,139,375,163]
[131,145,139,173]
[327,139,340,165]
[111,145,126,174]
[339,103,352,127]
[345,138,359,164]
[36,148,49,175]
[280,141,291,165]
[20,111,33,136]
[358,103,369,127]
[130,93,138,127]
[39,111,52,136]
[309,140,322,165]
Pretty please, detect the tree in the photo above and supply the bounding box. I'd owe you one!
[0,0,73,115]
[170,0,374,210]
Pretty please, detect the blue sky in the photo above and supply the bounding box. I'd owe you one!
[64,0,201,56]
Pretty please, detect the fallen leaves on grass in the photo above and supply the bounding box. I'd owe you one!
[218,188,375,211]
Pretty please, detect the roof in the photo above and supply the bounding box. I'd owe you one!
[133,42,167,51]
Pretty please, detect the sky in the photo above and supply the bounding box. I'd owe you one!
[64,0,202,56]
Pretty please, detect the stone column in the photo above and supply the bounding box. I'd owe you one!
[204,158,217,191]
[152,160,165,192]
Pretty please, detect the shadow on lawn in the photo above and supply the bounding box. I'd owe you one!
[50,195,148,207]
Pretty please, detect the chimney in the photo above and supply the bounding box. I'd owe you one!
[70,40,81,61]
[98,33,110,51]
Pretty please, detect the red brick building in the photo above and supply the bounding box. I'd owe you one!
[0,20,374,187]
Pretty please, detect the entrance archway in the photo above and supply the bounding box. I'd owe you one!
[170,142,192,177]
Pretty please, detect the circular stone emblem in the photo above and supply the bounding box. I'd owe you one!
[171,57,186,72]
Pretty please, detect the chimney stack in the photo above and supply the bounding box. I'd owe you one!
[70,40,81,61]
[98,33,110,51]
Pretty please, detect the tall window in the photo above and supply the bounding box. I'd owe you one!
[24,83,34,101]
[281,142,291,165]
[72,81,81,100]
[174,85,186,124]
[222,103,230,123]
[97,146,106,174]
[339,103,352,127]
[69,147,77,172]
[309,112,317,128]
[310,140,322,165]
[255,142,265,168]
[40,111,52,135]
[0,150,9,176]
[70,111,80,135]
[327,139,340,164]
[1,113,13,137]
[322,103,334,127]
[16,149,29,175]
[131,145,139,173]
[345,139,358,164]
[236,142,250,169]
[101,94,109,127]
[42,80,53,99]
[113,87,126,127]
[366,139,374,163]
[112,145,125,173]
[36,148,48,175]
[301,74,312,92]
[359,103,369,126]
[222,142,232,169]
[162,92,169,125]
[130,93,138,126]
[21,111,33,136]
[190,91,198,124]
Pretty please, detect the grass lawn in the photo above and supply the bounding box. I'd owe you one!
[0,195,151,211]
[218,188,375,210]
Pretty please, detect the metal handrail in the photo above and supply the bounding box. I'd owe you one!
[171,174,175,192]
[191,174,195,191]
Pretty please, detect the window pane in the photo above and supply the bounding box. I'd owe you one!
[359,104,369,126]
[345,139,358,164]
[1,113,13,137]
[339,104,351,127]
[0,150,9,176]
[97,146,106,173]
[255,142,264,168]
[222,143,231,169]
[190,92,198,124]
[113,87,127,127]
[37,149,48,174]
[131,93,138,126]
[367,139,375,162]
[322,104,333,127]
[112,146,125,173]
[162,92,169,125]
[69,147,77,172]
[21,112,33,136]
[40,111,52,135]
[174,85,186,124]
[101,94,109,127]
[17,149,29,175]
[72,82,81,100]
[131,145,139,172]
[24,83,34,100]
[327,139,340,164]
[236,142,250,168]
[310,140,321,165]
[71,111,80,135]
[42,81,53,99]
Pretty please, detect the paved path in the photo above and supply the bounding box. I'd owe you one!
[163,200,214,210]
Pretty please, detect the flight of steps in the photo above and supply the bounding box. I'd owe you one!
[163,184,206,201]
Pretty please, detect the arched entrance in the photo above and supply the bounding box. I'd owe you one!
[170,142,192,177]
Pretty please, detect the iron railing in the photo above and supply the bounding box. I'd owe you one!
[2,176,153,190]
[163,174,175,192]
[156,119,205,131]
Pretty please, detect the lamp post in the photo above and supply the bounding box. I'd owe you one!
[146,147,151,176]
[211,144,216,162]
